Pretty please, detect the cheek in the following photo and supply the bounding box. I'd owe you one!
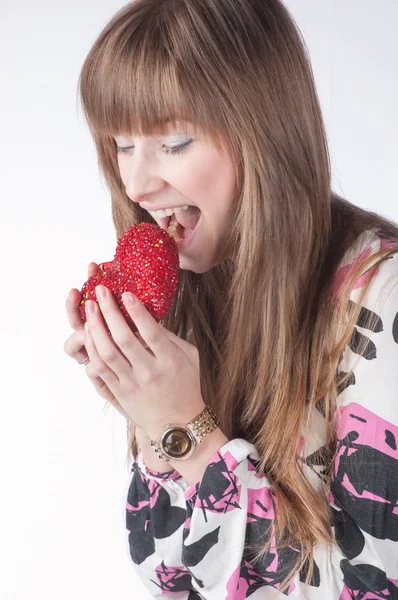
[117,158,126,183]
[204,164,236,222]
[186,154,235,202]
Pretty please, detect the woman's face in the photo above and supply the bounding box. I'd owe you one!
[114,121,238,273]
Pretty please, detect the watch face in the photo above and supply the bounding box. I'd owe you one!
[161,427,194,459]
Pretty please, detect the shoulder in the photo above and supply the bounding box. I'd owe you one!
[351,228,398,303]
[336,228,398,425]
[331,227,398,304]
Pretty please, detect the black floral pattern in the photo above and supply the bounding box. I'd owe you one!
[125,236,398,599]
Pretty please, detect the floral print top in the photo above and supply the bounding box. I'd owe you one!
[125,228,398,599]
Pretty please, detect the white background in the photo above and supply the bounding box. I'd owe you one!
[1,1,397,598]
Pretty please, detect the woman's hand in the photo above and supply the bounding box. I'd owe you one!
[82,284,205,441]
[63,263,147,431]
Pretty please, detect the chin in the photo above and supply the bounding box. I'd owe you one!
[179,254,214,274]
[180,251,231,274]
[178,233,234,273]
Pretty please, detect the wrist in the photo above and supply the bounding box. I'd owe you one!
[168,427,229,486]
[138,434,175,473]
[145,405,225,480]
[134,425,149,447]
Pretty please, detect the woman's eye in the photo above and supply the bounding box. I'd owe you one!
[163,140,192,155]
[116,146,134,154]
[116,140,192,156]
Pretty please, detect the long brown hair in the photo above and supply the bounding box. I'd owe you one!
[77,0,398,594]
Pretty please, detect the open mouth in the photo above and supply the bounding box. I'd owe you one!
[157,206,201,242]
[166,213,192,241]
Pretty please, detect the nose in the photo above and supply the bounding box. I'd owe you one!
[122,151,166,206]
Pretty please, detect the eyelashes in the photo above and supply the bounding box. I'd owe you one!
[116,140,193,156]
[164,140,192,156]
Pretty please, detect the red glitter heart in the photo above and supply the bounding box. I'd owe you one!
[78,223,180,334]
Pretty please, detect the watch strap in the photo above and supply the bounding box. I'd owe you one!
[187,405,220,443]
[150,405,221,461]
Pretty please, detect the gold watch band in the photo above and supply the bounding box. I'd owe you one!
[188,405,220,442]
[150,405,221,462]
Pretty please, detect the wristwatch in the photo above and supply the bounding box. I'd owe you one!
[150,405,221,462]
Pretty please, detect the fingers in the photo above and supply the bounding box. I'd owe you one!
[84,304,134,379]
[93,287,156,367]
[65,288,86,330]
[84,365,133,422]
[63,304,151,367]
[65,263,102,331]
[63,328,90,364]
[88,262,101,278]
[65,264,156,374]
[134,330,151,350]
[119,292,170,361]
[84,363,131,421]
[84,318,130,389]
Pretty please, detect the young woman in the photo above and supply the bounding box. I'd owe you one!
[64,0,398,597]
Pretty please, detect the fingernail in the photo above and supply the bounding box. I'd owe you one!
[122,292,137,307]
[86,300,94,316]
[96,285,107,301]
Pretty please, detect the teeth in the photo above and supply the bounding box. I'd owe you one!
[148,205,189,219]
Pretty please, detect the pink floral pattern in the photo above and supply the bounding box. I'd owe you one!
[125,229,398,599]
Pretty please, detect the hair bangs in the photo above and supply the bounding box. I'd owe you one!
[78,16,222,149]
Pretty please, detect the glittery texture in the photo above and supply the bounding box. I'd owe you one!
[79,223,180,334]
